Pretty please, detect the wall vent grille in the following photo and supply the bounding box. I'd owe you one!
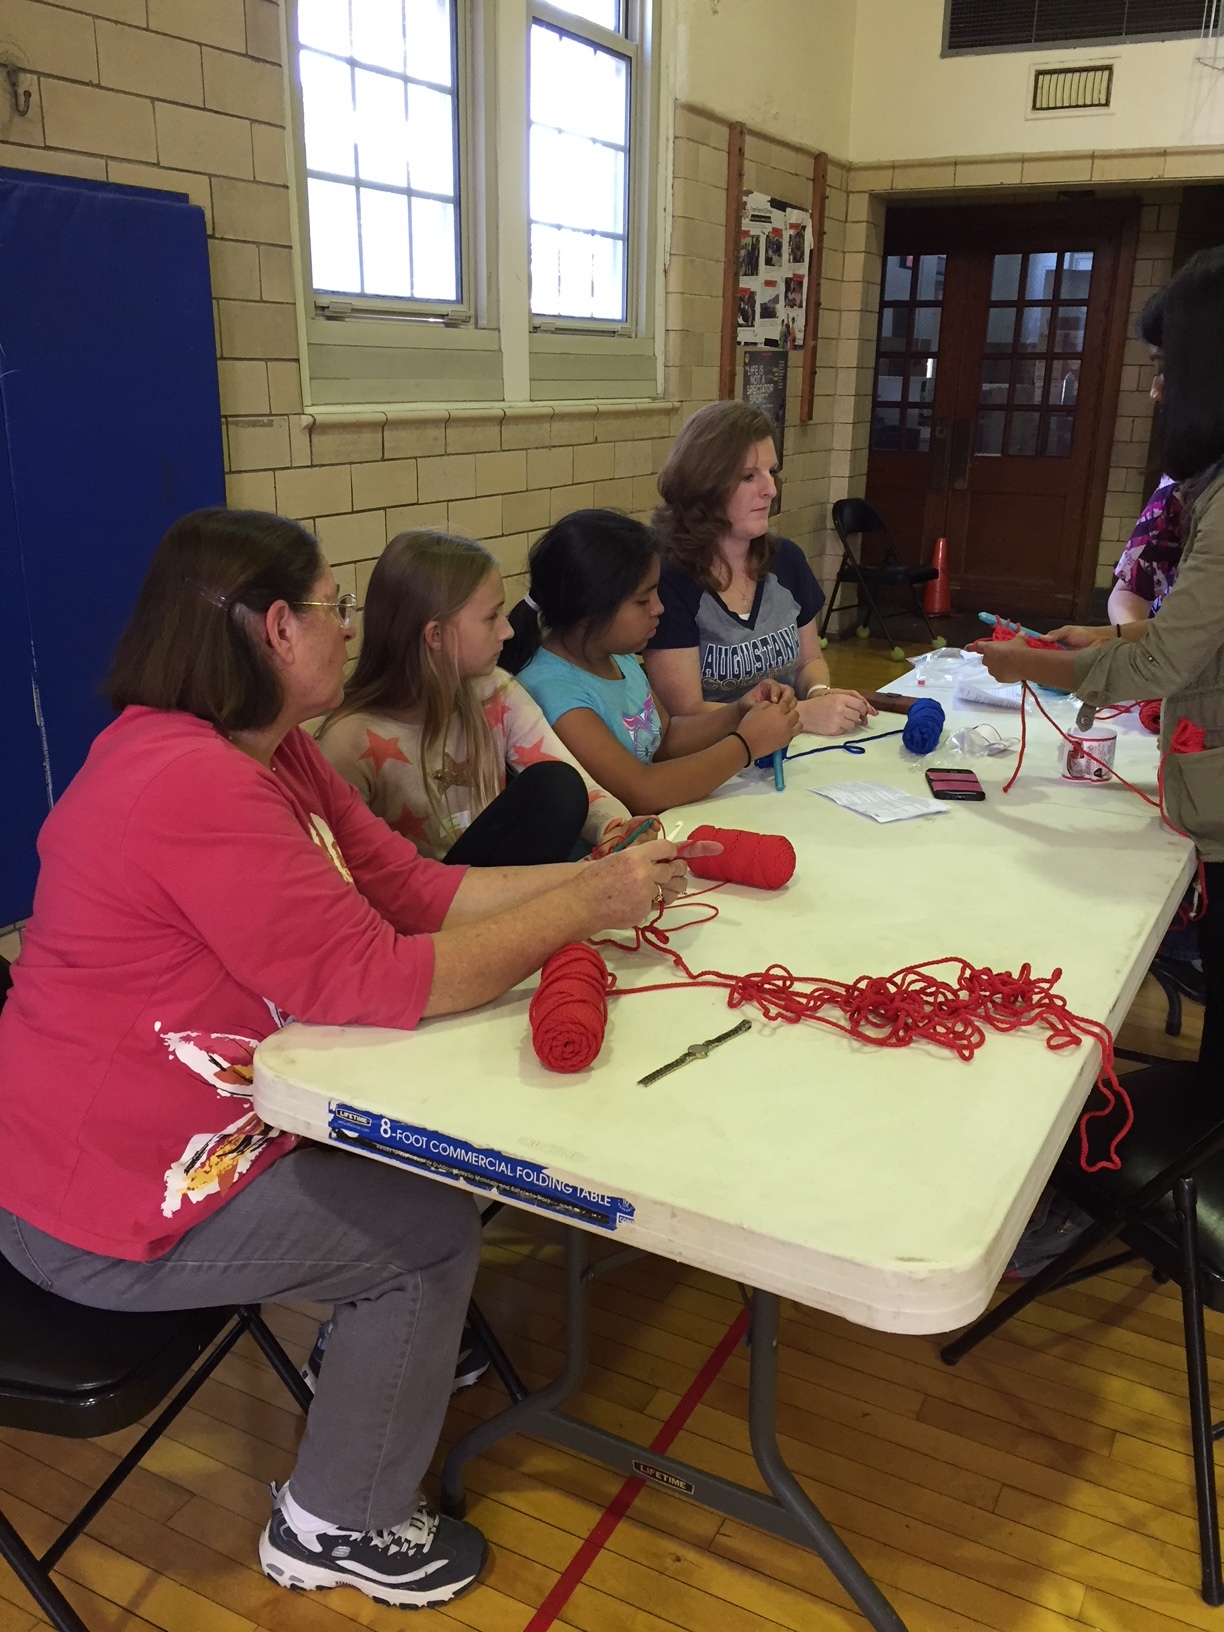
[1032,64,1114,109]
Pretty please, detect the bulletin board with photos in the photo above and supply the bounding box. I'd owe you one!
[737,191,814,351]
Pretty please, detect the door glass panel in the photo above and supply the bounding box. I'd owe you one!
[870,253,946,453]
[975,411,1005,456]
[1045,412,1075,457]
[916,254,944,301]
[991,253,1022,302]
[985,307,1016,350]
[973,248,1094,460]
[879,305,908,350]
[1013,359,1046,405]
[883,255,912,301]
[1061,250,1093,300]
[907,356,936,403]
[1018,306,1050,351]
[1025,251,1058,301]
[980,358,1010,404]
[1050,359,1080,405]
[1007,410,1041,457]
[912,306,941,350]
[1053,305,1087,352]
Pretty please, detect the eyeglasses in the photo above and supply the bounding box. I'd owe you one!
[293,593,359,630]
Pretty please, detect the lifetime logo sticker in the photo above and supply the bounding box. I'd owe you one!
[327,1103,635,1232]
[632,1460,695,1494]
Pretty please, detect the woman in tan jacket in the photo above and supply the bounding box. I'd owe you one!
[980,246,1224,1080]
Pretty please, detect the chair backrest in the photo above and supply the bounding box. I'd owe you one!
[832,498,897,569]
[0,956,10,1012]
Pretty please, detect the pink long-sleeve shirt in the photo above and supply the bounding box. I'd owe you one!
[0,707,464,1260]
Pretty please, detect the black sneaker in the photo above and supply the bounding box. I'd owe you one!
[259,1496,487,1609]
[302,1318,490,1395]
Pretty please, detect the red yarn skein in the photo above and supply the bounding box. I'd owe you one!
[684,825,796,890]
[1138,699,1161,735]
[530,943,613,1072]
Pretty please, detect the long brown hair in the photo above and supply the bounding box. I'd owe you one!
[321,531,503,826]
[653,402,780,590]
[108,508,323,732]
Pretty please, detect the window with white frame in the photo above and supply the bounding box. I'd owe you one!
[528,2,635,324]
[295,0,462,307]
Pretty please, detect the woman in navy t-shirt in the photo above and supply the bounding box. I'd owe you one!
[645,401,873,736]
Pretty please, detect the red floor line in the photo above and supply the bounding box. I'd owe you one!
[522,1305,752,1632]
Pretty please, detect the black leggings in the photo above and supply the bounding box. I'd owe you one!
[443,760,589,867]
[1198,860,1224,1083]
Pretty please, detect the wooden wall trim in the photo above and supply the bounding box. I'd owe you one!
[719,121,746,401]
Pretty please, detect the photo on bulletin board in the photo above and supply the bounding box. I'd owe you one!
[742,347,788,461]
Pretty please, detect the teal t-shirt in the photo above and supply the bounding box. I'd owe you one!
[516,649,663,764]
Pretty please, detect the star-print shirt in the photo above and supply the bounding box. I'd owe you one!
[647,537,825,702]
[317,669,630,860]
[0,707,463,1261]
[515,649,663,765]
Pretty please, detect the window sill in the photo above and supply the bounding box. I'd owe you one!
[300,398,678,430]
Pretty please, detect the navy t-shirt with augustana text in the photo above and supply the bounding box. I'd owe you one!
[648,537,825,702]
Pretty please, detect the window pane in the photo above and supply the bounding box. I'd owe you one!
[405,0,454,86]
[975,411,1004,456]
[980,358,1010,405]
[879,305,908,351]
[360,188,412,296]
[985,307,1016,351]
[531,25,628,146]
[1018,305,1050,352]
[531,126,624,233]
[1013,358,1046,405]
[308,178,361,291]
[355,68,407,186]
[916,254,945,301]
[299,0,351,55]
[530,223,623,319]
[875,357,905,403]
[352,0,405,72]
[1054,305,1087,352]
[1049,359,1080,405]
[1046,412,1075,457]
[907,356,936,403]
[407,83,455,194]
[883,255,912,301]
[905,408,932,453]
[411,198,457,300]
[1007,410,1041,456]
[872,404,902,450]
[550,0,622,26]
[301,50,356,177]
[1025,251,1058,301]
[1061,249,1094,300]
[912,306,941,351]
[991,253,1022,302]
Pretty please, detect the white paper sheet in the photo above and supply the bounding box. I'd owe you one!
[812,781,950,823]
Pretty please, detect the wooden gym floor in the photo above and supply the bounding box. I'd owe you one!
[0,635,1214,1632]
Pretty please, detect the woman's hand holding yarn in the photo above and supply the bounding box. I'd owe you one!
[798,688,876,737]
[1043,623,1116,650]
[580,840,689,930]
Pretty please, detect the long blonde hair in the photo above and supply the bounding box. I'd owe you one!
[322,531,503,826]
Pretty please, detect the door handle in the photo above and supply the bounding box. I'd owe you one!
[929,418,951,490]
[950,418,972,490]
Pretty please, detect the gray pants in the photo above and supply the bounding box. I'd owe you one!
[0,1145,481,1531]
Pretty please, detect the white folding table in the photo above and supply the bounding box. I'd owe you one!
[254,673,1193,1632]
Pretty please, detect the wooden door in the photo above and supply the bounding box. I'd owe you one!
[864,202,1139,620]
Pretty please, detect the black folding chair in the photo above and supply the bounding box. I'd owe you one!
[820,498,942,659]
[941,1060,1224,1605]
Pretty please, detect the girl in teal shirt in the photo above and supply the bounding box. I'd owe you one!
[504,510,797,817]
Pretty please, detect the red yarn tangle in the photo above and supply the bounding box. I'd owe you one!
[529,943,614,1073]
[988,620,1065,651]
[591,907,1132,1173]
[683,825,796,890]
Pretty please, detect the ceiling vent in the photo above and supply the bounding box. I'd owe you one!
[1031,64,1114,111]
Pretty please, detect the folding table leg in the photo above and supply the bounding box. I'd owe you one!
[747,1291,908,1631]
[1176,1177,1224,1605]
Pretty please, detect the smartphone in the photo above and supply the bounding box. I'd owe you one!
[925,767,986,802]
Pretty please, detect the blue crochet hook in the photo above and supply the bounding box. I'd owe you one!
[978,611,1062,645]
[772,749,785,791]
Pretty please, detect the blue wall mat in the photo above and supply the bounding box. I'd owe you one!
[0,168,224,924]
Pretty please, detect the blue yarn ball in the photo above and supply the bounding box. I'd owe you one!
[902,698,944,755]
